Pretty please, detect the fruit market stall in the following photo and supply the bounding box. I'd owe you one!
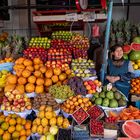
[0,28,140,139]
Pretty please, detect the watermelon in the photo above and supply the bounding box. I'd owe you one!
[131,43,140,51]
[129,50,140,61]
[122,120,140,140]
[122,45,132,54]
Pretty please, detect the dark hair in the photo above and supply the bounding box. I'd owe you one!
[110,45,124,67]
[110,45,122,53]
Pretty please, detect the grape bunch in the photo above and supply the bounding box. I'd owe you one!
[49,85,74,100]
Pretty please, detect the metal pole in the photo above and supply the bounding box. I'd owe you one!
[100,0,113,84]
[126,0,130,20]
[27,0,31,38]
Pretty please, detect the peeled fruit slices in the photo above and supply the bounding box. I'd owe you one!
[123,121,140,139]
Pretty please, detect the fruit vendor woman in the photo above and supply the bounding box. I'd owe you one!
[106,45,135,97]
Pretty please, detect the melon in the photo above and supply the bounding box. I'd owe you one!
[122,45,132,54]
[129,51,140,61]
[122,120,140,140]
[131,43,140,51]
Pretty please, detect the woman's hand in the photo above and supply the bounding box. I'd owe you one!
[106,76,120,83]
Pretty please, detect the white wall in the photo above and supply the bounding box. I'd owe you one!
[0,0,140,37]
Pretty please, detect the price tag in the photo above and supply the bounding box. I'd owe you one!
[96,86,102,93]
[65,13,78,21]
[83,12,95,22]
[107,83,113,91]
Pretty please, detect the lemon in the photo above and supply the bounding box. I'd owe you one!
[137,62,140,67]
[133,64,138,70]
[136,60,140,63]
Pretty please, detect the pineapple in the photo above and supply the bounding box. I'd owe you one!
[131,25,138,39]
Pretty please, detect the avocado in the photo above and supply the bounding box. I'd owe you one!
[103,85,107,92]
[114,92,122,100]
[95,98,102,105]
[99,92,106,98]
[109,99,118,108]
[94,92,99,98]
[102,98,109,107]
[118,99,127,107]
[111,87,117,92]
[121,95,126,100]
[106,91,114,99]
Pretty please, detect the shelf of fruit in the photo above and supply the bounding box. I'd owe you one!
[1,90,32,114]
[32,106,70,138]
[60,95,93,116]
[130,77,140,95]
[71,58,96,78]
[47,48,72,64]
[84,80,102,95]
[106,105,140,121]
[45,61,70,71]
[23,47,47,63]
[91,85,127,111]
[28,37,51,49]
[0,70,10,88]
[0,113,32,140]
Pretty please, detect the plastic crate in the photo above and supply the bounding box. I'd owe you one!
[0,62,14,71]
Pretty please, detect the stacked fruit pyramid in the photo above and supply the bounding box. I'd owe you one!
[0,113,32,140]
[32,106,70,135]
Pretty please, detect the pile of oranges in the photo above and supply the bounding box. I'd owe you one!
[130,77,140,94]
[61,95,93,114]
[0,113,31,140]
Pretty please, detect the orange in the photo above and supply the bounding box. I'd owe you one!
[22,69,31,78]
[16,124,23,131]
[72,97,77,102]
[5,116,11,122]
[78,99,83,104]
[18,77,27,85]
[69,101,73,105]
[80,103,85,108]
[88,90,93,94]
[74,102,79,106]
[44,79,52,87]
[51,75,59,83]
[8,126,15,133]
[36,78,44,85]
[20,136,27,140]
[70,105,75,109]
[17,117,22,124]
[66,104,70,109]
[9,118,16,126]
[0,128,4,135]
[26,65,34,72]
[20,129,26,136]
[24,121,31,130]
[65,69,71,75]
[86,85,91,90]
[12,131,20,139]
[26,129,31,136]
[28,76,36,84]
[34,64,40,70]
[3,132,11,140]
[21,119,26,125]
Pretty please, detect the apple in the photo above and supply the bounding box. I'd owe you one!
[1,105,5,110]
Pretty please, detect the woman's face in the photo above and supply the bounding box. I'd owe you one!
[113,47,123,60]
